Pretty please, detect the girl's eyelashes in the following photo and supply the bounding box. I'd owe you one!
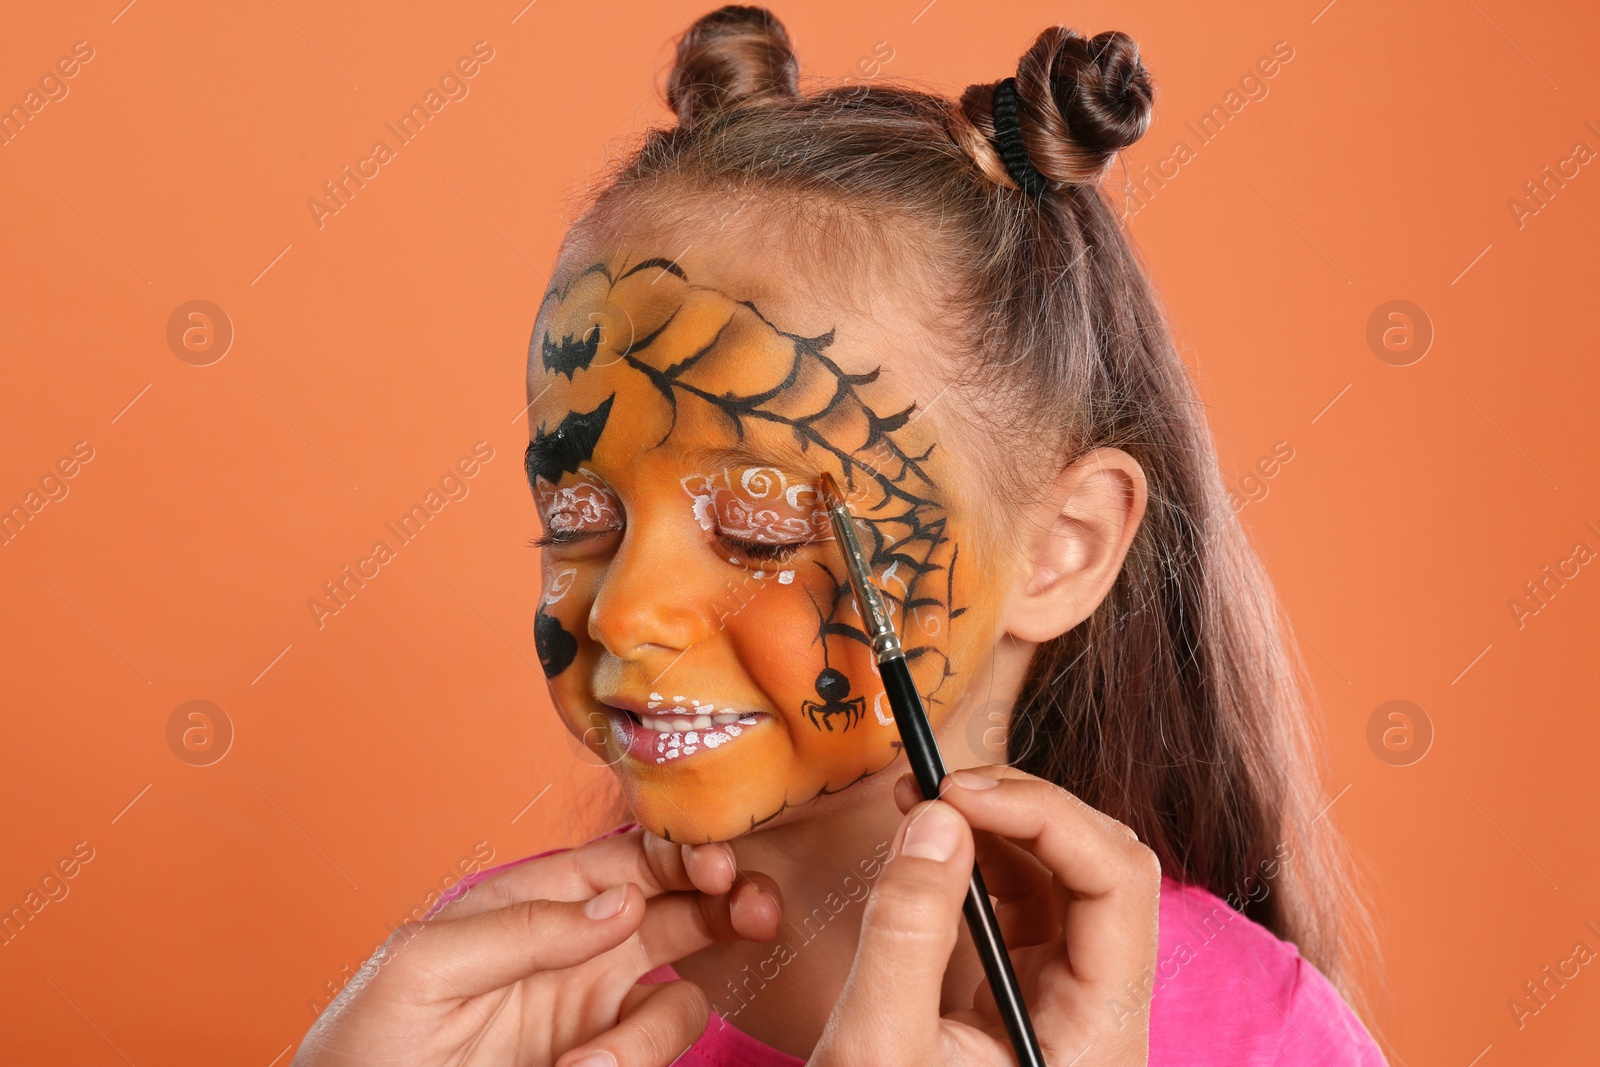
[525,524,804,561]
[718,532,807,564]
[527,528,615,549]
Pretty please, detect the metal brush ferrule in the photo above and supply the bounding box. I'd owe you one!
[824,504,902,664]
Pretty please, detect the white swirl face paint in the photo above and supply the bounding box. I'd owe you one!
[679,467,831,543]
[535,468,621,535]
[543,566,578,605]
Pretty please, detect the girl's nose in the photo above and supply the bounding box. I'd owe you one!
[586,522,713,661]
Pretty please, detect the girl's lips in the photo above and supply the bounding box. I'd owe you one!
[601,704,768,764]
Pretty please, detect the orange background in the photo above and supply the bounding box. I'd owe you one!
[2,1,1597,1063]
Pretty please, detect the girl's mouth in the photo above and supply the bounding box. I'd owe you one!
[599,697,768,764]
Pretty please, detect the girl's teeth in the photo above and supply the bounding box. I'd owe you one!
[638,711,756,733]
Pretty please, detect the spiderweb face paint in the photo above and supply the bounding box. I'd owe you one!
[524,244,999,843]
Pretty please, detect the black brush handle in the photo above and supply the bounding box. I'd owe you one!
[878,654,1046,1067]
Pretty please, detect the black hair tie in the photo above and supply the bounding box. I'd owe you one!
[990,77,1049,197]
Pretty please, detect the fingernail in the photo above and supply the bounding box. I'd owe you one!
[583,884,628,920]
[902,803,962,862]
[568,1051,615,1067]
[950,770,998,790]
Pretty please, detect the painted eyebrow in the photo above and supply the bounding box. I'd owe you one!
[524,439,559,489]
[525,396,615,490]
[523,439,600,491]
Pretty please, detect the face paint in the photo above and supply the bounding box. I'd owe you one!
[543,566,577,605]
[525,248,995,842]
[681,468,831,543]
[627,690,764,763]
[535,469,622,538]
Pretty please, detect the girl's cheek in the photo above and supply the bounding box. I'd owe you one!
[721,572,826,688]
[704,580,819,688]
[723,566,882,728]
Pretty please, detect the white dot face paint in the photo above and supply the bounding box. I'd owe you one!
[645,712,762,762]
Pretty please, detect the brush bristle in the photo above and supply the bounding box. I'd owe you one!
[817,472,846,511]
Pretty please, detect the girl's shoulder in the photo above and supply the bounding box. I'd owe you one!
[1151,876,1386,1064]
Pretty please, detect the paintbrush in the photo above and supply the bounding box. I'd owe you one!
[817,472,1045,1067]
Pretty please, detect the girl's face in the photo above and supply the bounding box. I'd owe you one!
[527,221,1006,843]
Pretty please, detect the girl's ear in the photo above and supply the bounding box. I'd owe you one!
[998,447,1148,644]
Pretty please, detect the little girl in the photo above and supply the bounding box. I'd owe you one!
[294,6,1387,1065]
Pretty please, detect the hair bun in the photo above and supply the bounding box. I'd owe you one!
[958,25,1154,189]
[1048,29,1154,156]
[666,4,801,127]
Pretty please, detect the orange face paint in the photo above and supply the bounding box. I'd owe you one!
[526,251,993,842]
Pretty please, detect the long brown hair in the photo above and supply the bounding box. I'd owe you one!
[561,2,1376,1023]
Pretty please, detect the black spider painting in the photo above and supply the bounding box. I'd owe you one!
[803,667,866,733]
[799,589,868,732]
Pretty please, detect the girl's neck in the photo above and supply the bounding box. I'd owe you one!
[673,777,941,1058]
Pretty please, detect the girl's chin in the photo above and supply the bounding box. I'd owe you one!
[620,795,764,844]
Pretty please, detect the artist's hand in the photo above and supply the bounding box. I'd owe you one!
[291,828,783,1067]
[810,767,1160,1067]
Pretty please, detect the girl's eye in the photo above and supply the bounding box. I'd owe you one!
[531,472,622,550]
[719,533,806,564]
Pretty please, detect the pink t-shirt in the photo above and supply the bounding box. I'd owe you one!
[427,825,1387,1065]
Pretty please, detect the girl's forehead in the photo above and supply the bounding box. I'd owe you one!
[537,212,953,374]
[527,246,951,470]
[522,247,971,549]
